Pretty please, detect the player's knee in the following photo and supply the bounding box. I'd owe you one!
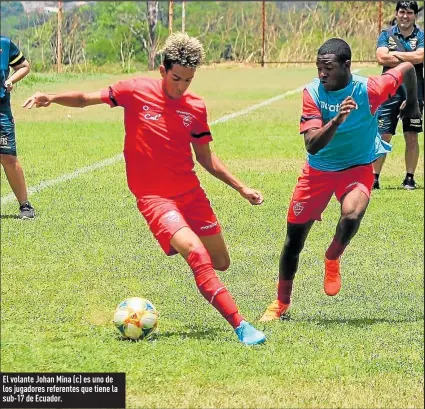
[177,235,204,257]
[341,211,363,228]
[0,154,17,166]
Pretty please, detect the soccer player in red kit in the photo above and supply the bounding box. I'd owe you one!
[260,38,421,321]
[23,33,266,345]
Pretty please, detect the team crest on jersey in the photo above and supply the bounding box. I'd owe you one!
[408,38,418,50]
[388,36,418,52]
[176,110,195,127]
[293,201,306,216]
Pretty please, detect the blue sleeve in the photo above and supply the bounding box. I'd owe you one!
[418,30,424,49]
[9,40,23,65]
[377,31,389,48]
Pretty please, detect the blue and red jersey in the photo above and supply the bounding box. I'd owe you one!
[300,70,402,171]
[377,25,424,81]
[1,36,25,112]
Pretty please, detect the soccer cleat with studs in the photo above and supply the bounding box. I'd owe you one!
[324,257,341,296]
[18,201,36,219]
[259,300,291,322]
[235,320,266,345]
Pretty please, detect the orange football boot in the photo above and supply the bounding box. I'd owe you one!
[259,300,290,322]
[324,257,341,296]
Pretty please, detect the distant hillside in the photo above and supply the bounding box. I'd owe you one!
[20,1,90,13]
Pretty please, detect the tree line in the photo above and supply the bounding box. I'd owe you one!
[1,1,402,73]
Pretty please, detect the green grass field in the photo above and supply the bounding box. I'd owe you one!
[1,66,423,409]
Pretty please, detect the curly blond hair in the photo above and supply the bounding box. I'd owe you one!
[162,32,205,70]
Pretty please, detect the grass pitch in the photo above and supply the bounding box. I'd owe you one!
[1,66,423,408]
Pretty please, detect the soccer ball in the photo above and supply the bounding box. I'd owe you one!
[113,297,159,340]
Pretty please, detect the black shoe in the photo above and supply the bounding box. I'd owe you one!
[372,179,380,190]
[402,178,416,190]
[19,201,36,219]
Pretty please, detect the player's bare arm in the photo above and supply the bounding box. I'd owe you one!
[392,62,421,118]
[193,142,263,205]
[376,47,404,67]
[5,60,30,92]
[23,90,103,109]
[304,96,357,155]
[391,48,424,65]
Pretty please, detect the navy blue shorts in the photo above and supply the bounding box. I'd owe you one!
[378,88,424,135]
[0,110,17,156]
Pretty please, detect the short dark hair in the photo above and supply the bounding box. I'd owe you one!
[396,1,419,14]
[318,38,351,63]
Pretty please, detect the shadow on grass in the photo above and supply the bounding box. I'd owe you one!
[0,214,20,219]
[157,328,219,339]
[375,186,424,191]
[298,316,424,326]
[114,327,219,342]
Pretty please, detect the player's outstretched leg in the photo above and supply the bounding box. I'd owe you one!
[260,222,313,322]
[187,246,265,345]
[171,227,265,345]
[324,185,370,296]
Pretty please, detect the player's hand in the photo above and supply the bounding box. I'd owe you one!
[4,80,13,92]
[23,92,52,109]
[334,96,357,125]
[238,186,264,205]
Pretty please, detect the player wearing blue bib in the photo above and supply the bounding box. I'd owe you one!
[260,38,421,321]
[373,1,424,190]
[0,36,34,218]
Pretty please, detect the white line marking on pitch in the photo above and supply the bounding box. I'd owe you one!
[1,70,361,206]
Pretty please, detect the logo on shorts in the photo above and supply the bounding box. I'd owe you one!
[293,201,305,216]
[346,182,359,189]
[200,221,218,231]
[164,210,180,223]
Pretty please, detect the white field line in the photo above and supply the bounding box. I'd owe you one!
[1,70,361,206]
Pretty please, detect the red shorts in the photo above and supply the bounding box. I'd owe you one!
[287,162,374,224]
[137,186,221,256]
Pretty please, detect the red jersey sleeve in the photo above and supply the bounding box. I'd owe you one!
[100,79,134,108]
[300,89,323,134]
[367,69,402,114]
[190,103,213,145]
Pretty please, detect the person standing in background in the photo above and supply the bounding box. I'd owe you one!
[373,1,424,190]
[0,35,35,218]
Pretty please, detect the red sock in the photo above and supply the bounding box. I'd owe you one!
[325,238,347,260]
[187,247,244,329]
[277,279,293,304]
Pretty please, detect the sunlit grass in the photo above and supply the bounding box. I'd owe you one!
[1,65,423,409]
